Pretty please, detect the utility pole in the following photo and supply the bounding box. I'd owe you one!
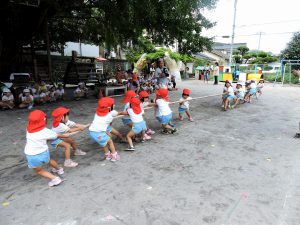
[229,0,238,65]
[257,32,265,51]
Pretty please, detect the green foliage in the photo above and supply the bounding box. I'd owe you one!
[281,32,300,60]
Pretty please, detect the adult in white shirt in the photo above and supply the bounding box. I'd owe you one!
[213,62,220,85]
[155,59,169,88]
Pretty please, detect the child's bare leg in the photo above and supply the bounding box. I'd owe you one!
[127,130,135,147]
[63,137,77,150]
[33,167,56,180]
[127,122,133,128]
[163,124,173,130]
[186,110,192,118]
[110,128,124,140]
[103,145,110,154]
[19,103,28,109]
[57,141,71,160]
[48,159,60,170]
[140,131,145,139]
[224,99,229,110]
[107,139,116,154]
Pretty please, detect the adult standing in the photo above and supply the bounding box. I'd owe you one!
[213,62,219,85]
[155,59,169,88]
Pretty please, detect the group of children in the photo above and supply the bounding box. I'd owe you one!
[222,78,264,111]
[0,82,90,110]
[24,87,194,187]
[126,69,177,94]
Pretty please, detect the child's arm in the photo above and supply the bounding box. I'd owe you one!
[147,102,156,107]
[58,131,79,138]
[118,111,129,116]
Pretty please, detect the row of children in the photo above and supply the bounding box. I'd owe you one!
[0,82,90,110]
[24,88,193,186]
[222,78,264,111]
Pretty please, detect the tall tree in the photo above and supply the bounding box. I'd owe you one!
[281,32,300,60]
[0,0,217,79]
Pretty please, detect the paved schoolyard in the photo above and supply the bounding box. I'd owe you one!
[1,80,300,225]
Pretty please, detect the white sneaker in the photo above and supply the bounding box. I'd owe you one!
[64,159,78,167]
[51,167,64,175]
[125,146,135,151]
[105,152,112,160]
[74,149,86,156]
[48,176,62,187]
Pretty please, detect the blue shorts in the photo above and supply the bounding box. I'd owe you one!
[237,94,245,100]
[51,138,63,148]
[160,113,172,125]
[178,107,187,113]
[249,88,256,95]
[122,118,132,125]
[90,131,111,147]
[227,95,235,101]
[107,125,113,132]
[26,150,50,168]
[132,121,147,134]
[156,116,161,123]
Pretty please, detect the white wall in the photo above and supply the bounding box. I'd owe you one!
[64,42,99,57]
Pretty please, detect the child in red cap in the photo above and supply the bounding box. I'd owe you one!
[121,90,137,128]
[120,98,147,151]
[24,110,72,187]
[178,88,193,121]
[139,91,155,138]
[51,107,89,167]
[150,88,177,134]
[89,97,123,161]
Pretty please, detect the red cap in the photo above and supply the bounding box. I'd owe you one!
[130,98,142,114]
[96,97,115,116]
[51,107,70,128]
[182,88,190,95]
[139,91,149,99]
[156,88,169,101]
[123,90,137,103]
[27,110,47,133]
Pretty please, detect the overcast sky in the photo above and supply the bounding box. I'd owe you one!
[202,0,300,54]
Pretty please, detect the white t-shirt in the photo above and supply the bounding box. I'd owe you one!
[56,89,64,96]
[179,97,192,109]
[123,103,131,120]
[2,95,14,101]
[24,128,58,155]
[127,108,144,123]
[21,95,34,102]
[66,120,76,128]
[257,83,264,89]
[141,101,149,108]
[74,87,82,93]
[52,123,70,134]
[213,66,219,76]
[227,86,234,96]
[89,110,118,132]
[156,99,172,116]
[250,83,257,89]
[40,92,47,98]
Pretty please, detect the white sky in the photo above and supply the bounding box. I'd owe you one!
[202,0,300,54]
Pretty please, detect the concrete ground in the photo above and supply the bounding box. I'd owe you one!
[1,80,300,225]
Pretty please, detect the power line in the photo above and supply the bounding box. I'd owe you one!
[236,19,300,28]
[236,31,299,37]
